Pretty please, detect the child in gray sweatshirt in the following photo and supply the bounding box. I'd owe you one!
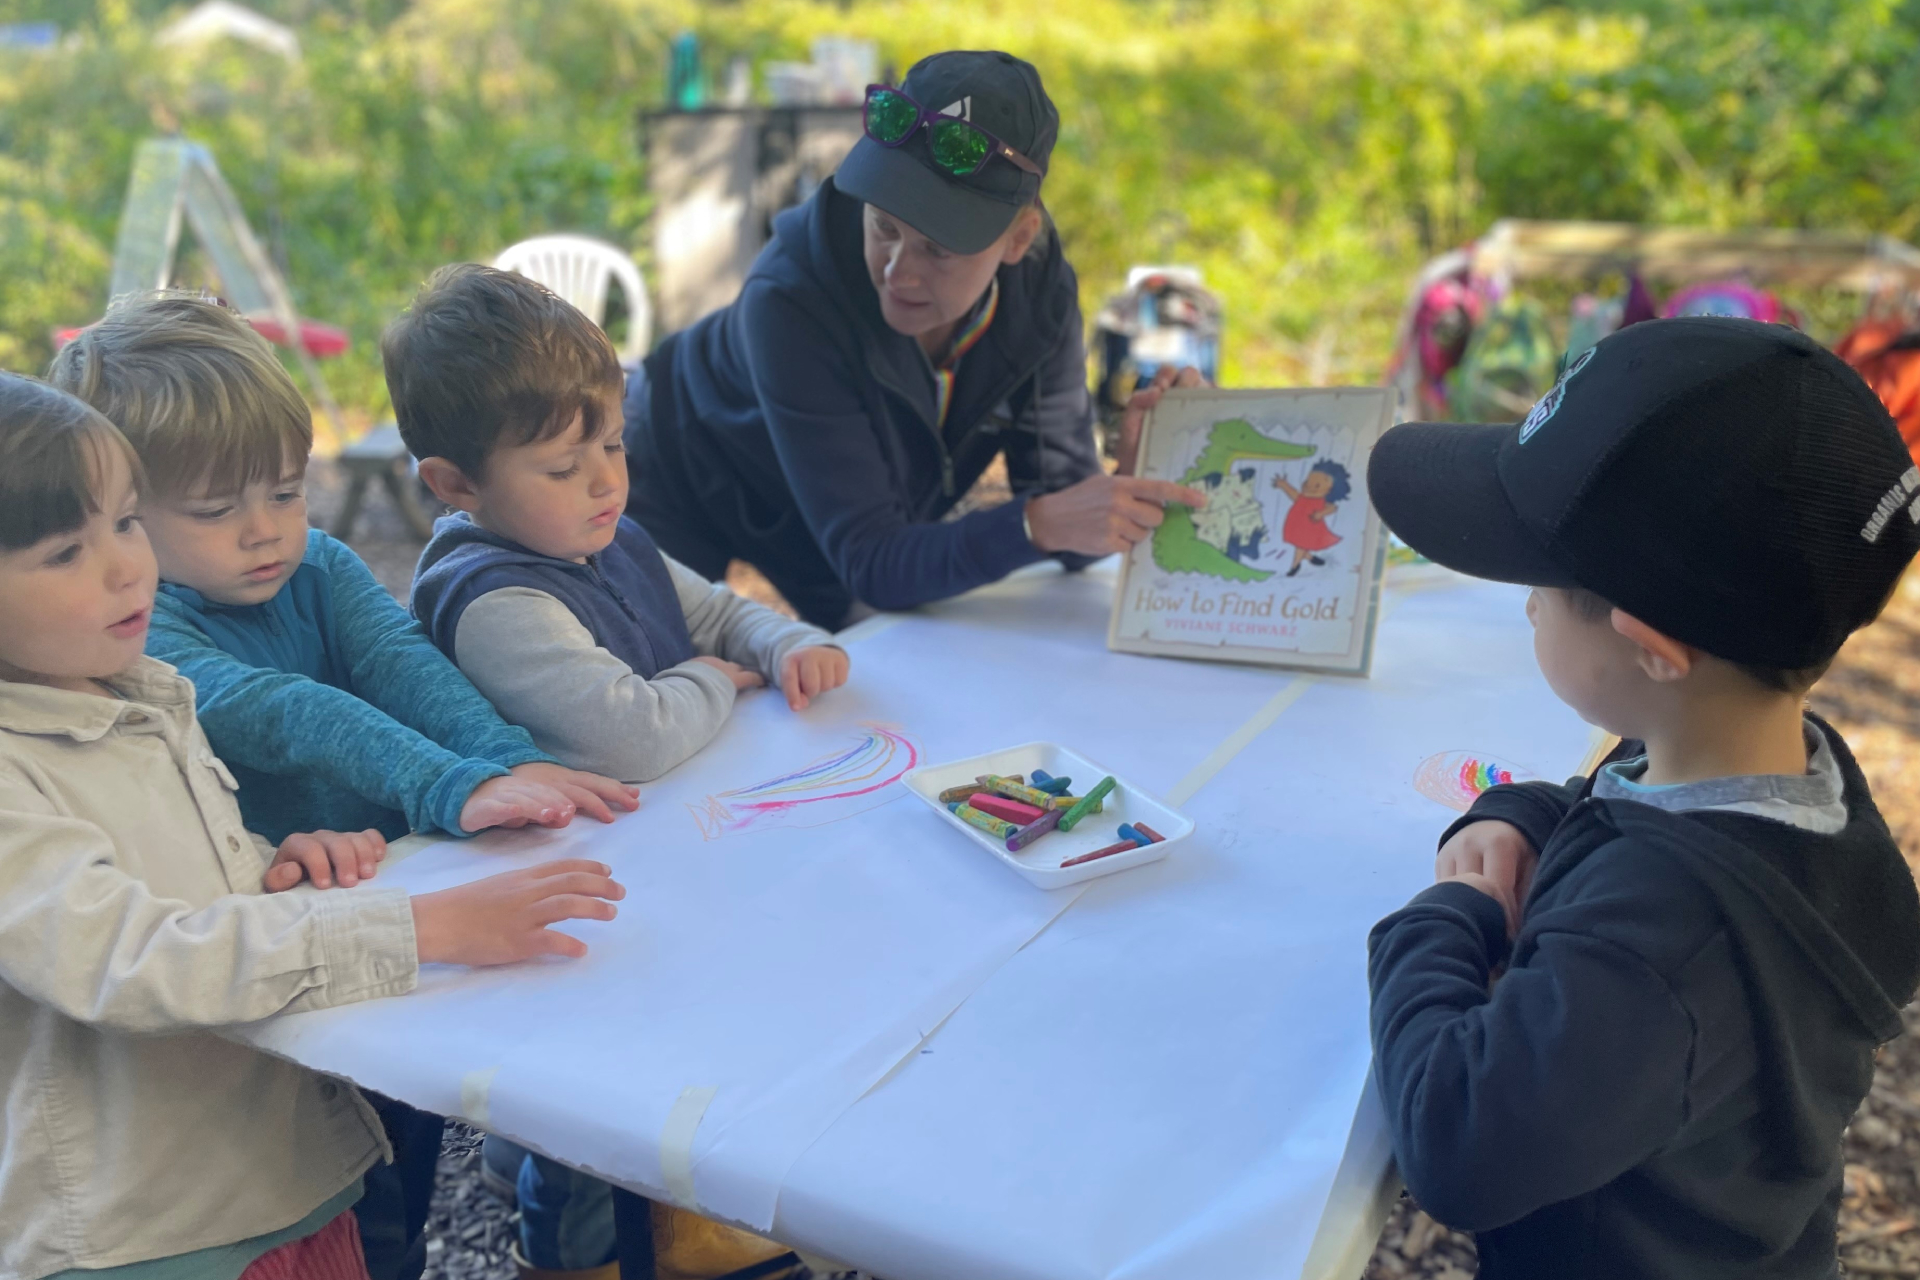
[394,264,848,787]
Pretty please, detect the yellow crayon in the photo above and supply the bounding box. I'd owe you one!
[983,775,1057,811]
[949,802,1019,840]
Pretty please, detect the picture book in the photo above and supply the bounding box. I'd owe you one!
[1107,386,1393,675]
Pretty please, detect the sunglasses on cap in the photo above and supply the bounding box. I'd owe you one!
[863,84,1045,180]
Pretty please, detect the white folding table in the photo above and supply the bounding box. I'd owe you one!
[234,559,1593,1279]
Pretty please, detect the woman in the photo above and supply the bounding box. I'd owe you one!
[625,49,1204,628]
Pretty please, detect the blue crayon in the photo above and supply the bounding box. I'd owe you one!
[1117,822,1156,846]
[1030,769,1073,796]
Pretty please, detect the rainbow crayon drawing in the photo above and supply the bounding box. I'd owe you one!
[1411,750,1536,814]
[691,725,920,838]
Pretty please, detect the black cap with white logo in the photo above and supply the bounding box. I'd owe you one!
[836,50,1056,254]
[1368,317,1920,668]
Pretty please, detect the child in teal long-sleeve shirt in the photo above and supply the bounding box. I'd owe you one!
[50,292,638,1280]
[51,294,637,845]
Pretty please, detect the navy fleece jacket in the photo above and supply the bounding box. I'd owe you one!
[625,177,1100,624]
[1368,718,1920,1279]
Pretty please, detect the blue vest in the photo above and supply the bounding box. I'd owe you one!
[411,513,697,678]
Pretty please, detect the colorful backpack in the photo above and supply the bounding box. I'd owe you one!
[1446,295,1559,423]
[1835,317,1920,467]
[1411,278,1483,419]
[1663,280,1781,323]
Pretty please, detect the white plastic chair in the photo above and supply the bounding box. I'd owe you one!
[493,234,652,363]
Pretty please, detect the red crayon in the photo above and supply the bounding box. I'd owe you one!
[970,792,1047,826]
[1133,823,1166,843]
[1060,836,1145,868]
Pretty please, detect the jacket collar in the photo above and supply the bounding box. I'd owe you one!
[779,179,1070,433]
[0,656,192,741]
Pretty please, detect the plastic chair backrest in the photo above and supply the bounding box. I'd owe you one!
[493,235,651,363]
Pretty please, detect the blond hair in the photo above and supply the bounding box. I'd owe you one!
[47,292,313,498]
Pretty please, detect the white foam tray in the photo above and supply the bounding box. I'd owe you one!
[902,742,1195,889]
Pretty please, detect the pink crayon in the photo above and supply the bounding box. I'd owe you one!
[970,792,1047,826]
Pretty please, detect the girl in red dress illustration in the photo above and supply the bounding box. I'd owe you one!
[1272,460,1352,576]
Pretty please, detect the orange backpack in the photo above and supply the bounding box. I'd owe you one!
[1836,318,1920,466]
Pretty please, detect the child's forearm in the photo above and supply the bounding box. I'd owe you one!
[455,588,737,783]
[1367,882,1692,1231]
[671,557,832,678]
[152,614,489,835]
[321,532,550,770]
[0,804,416,1032]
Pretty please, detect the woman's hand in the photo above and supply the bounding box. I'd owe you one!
[1024,474,1208,557]
[1114,364,1209,476]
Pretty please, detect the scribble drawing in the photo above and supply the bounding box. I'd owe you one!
[690,724,920,839]
[1412,750,1537,813]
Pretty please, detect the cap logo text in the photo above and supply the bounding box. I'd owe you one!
[1861,466,1920,544]
[1518,346,1596,444]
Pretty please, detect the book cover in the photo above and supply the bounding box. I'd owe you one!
[1107,386,1393,675]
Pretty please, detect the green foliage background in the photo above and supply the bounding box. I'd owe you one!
[4,0,1920,428]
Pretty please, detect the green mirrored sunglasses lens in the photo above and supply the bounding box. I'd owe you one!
[866,90,918,143]
[930,119,991,175]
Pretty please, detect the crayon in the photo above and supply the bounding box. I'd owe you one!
[948,802,1018,840]
[1006,809,1064,851]
[1056,775,1118,832]
[938,783,980,805]
[982,775,1060,811]
[1060,835,1145,868]
[1133,823,1166,843]
[969,793,1047,826]
[976,774,1025,784]
[1030,770,1073,796]
[1117,822,1156,846]
[1054,795,1104,815]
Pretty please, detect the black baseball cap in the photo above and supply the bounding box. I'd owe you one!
[835,50,1055,255]
[1368,317,1920,669]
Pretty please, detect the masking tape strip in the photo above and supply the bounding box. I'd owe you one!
[661,1084,719,1209]
[1167,676,1316,807]
[1575,726,1622,777]
[460,1066,499,1130]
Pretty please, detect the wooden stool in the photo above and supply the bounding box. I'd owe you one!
[333,422,434,541]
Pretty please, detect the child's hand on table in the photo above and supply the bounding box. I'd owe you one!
[1436,819,1535,936]
[411,860,625,964]
[692,655,766,692]
[506,762,640,823]
[780,645,849,711]
[265,828,387,891]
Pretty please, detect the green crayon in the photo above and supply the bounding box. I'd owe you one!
[948,802,1018,840]
[1056,775,1118,833]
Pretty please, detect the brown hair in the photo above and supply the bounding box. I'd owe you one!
[46,292,312,499]
[0,374,145,550]
[1562,587,1831,694]
[381,263,623,479]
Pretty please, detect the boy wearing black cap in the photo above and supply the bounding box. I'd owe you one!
[1364,317,1920,1278]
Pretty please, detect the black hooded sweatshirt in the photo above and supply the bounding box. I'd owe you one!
[1369,717,1920,1279]
[623,177,1100,628]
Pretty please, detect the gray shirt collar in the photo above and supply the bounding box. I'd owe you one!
[1592,718,1847,835]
